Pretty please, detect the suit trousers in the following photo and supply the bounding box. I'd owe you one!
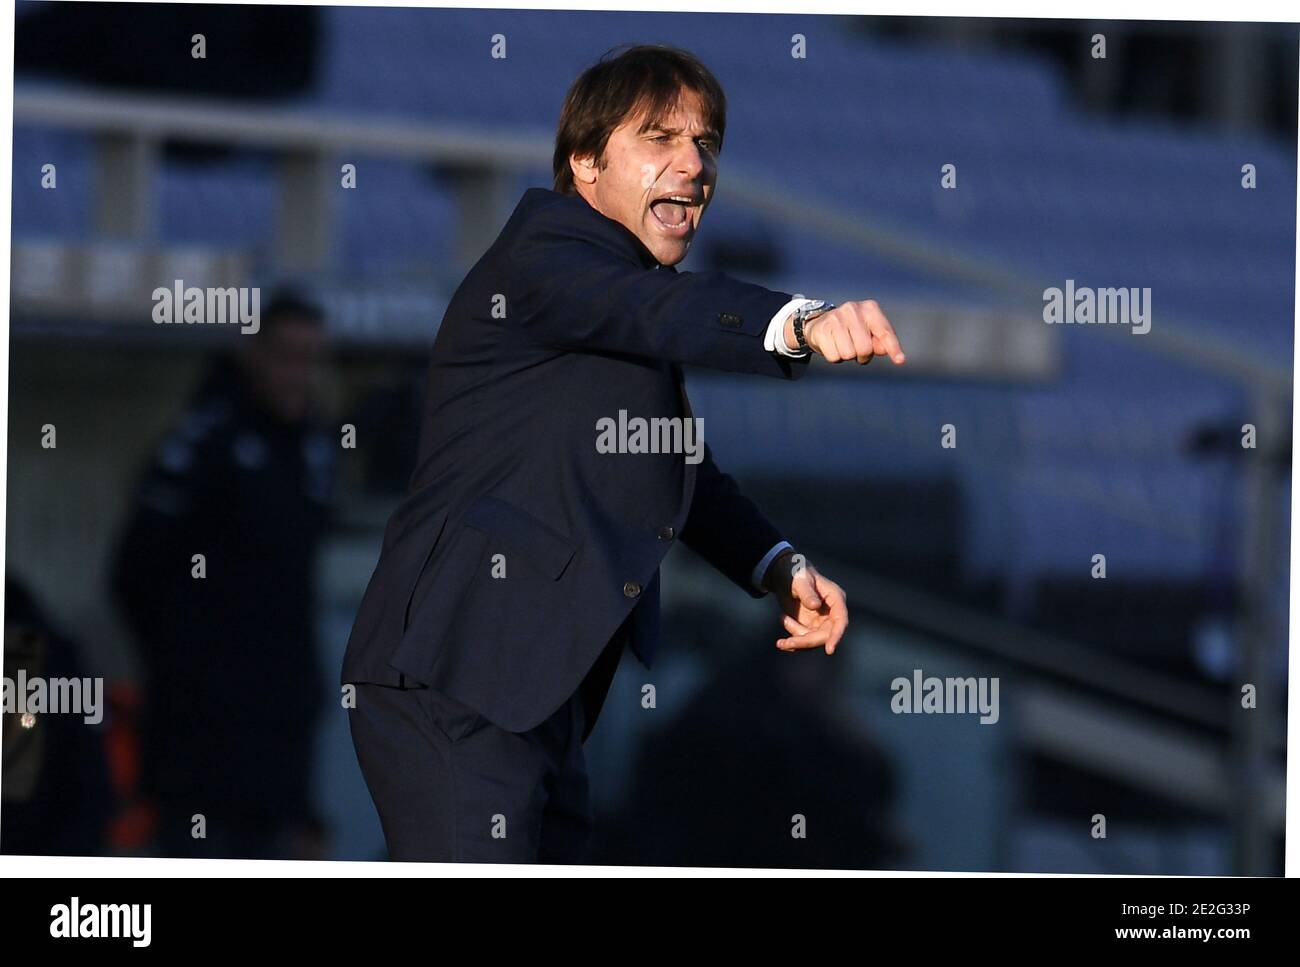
[348,625,627,864]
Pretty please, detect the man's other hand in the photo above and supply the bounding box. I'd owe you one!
[762,550,848,655]
[787,299,905,365]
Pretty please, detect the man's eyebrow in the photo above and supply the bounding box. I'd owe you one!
[642,122,720,141]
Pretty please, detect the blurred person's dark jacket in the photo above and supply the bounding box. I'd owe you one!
[110,354,336,856]
[598,647,904,870]
[2,577,114,856]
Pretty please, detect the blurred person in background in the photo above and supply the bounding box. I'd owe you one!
[110,290,337,860]
[2,576,115,856]
[598,606,905,869]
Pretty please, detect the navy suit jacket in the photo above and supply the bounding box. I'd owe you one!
[340,186,810,734]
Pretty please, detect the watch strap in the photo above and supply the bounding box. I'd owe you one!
[793,300,834,353]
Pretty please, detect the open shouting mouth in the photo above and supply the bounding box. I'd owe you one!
[649,192,700,236]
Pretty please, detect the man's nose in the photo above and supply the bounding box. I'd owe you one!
[673,141,707,180]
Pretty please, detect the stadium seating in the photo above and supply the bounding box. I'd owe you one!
[11,4,1295,671]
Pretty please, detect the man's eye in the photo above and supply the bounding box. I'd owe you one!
[697,139,715,151]
[651,134,671,143]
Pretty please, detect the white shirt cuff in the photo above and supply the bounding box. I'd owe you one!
[751,540,795,593]
[765,296,817,357]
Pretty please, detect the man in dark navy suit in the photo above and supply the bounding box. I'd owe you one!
[342,44,906,864]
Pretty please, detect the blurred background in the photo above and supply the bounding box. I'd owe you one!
[3,2,1295,873]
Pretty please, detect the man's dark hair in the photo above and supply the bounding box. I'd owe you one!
[261,287,324,331]
[552,44,727,196]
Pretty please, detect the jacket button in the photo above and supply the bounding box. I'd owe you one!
[718,312,743,329]
[657,525,675,541]
[623,581,642,598]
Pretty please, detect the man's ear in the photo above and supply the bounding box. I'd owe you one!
[235,331,264,373]
[569,152,599,188]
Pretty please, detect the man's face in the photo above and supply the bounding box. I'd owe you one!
[571,88,719,267]
[240,316,327,424]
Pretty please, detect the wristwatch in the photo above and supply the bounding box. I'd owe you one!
[791,299,835,353]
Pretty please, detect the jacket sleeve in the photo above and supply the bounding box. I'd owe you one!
[679,442,787,599]
[507,203,811,380]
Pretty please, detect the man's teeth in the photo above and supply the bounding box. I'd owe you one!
[653,197,692,227]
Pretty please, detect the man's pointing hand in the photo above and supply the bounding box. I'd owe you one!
[787,299,906,365]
